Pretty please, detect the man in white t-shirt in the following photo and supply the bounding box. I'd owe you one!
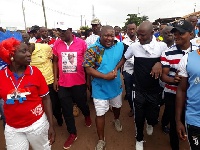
[122,23,137,117]
[85,18,101,47]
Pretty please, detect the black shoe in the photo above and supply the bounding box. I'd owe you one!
[162,126,170,134]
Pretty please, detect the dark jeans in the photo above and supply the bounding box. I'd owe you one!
[161,92,170,127]
[134,90,160,141]
[48,84,63,123]
[123,71,135,110]
[164,92,185,150]
[58,84,90,134]
[187,124,200,150]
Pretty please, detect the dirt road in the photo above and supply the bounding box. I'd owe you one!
[0,99,190,150]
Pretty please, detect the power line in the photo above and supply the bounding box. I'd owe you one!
[27,0,80,18]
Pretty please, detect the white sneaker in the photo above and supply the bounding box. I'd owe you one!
[146,124,153,135]
[95,140,106,150]
[113,119,122,132]
[136,141,144,150]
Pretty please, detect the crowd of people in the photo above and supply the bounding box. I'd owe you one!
[0,15,200,150]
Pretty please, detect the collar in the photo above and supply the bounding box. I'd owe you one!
[124,34,137,42]
[176,42,193,54]
[5,65,33,78]
[62,35,77,45]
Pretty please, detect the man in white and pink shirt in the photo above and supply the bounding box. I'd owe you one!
[53,28,91,149]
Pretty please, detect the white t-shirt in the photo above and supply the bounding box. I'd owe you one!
[122,35,137,74]
[125,37,167,59]
[178,54,189,77]
[85,34,99,47]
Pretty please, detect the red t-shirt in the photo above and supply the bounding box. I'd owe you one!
[0,66,49,128]
[36,37,56,47]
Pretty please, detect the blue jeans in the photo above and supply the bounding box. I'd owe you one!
[0,99,5,128]
[123,71,135,110]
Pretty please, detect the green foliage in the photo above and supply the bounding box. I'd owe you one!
[80,26,90,31]
[123,14,149,30]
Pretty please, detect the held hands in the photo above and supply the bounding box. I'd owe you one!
[104,69,117,80]
[176,121,187,141]
[174,70,182,83]
[150,62,162,79]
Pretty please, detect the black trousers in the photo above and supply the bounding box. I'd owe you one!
[58,84,90,134]
[187,124,200,150]
[164,92,185,150]
[134,90,160,141]
[48,84,63,123]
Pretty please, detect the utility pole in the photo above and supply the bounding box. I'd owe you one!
[92,5,95,19]
[22,0,27,32]
[42,0,47,27]
[194,3,196,12]
[81,15,83,27]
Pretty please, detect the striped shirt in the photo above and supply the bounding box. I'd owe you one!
[161,44,199,94]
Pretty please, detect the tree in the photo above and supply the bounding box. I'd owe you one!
[123,14,149,30]
[80,26,90,31]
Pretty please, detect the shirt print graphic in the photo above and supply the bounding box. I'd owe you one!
[6,88,31,104]
[61,52,77,73]
[31,104,43,116]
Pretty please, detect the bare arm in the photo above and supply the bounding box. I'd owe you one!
[85,67,116,80]
[161,67,181,84]
[114,56,126,71]
[42,94,56,145]
[175,77,188,140]
[161,67,176,84]
[52,55,59,91]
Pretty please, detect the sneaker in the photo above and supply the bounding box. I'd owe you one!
[63,134,77,149]
[85,116,92,127]
[162,125,170,134]
[113,119,122,132]
[95,140,106,150]
[146,124,153,135]
[136,141,144,150]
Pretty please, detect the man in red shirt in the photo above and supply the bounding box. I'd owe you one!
[114,26,124,42]
[36,27,56,47]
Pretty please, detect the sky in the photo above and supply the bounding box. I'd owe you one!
[0,0,199,30]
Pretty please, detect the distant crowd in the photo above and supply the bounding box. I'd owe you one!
[0,15,200,150]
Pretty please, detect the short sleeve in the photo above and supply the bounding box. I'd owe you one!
[160,50,170,68]
[33,67,49,97]
[83,48,96,68]
[124,45,134,60]
[178,54,188,77]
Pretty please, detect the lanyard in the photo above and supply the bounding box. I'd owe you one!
[9,75,25,91]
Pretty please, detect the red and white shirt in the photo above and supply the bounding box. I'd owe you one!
[161,44,199,94]
[0,66,49,128]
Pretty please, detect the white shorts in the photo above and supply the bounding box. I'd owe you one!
[93,93,122,116]
[5,114,51,150]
